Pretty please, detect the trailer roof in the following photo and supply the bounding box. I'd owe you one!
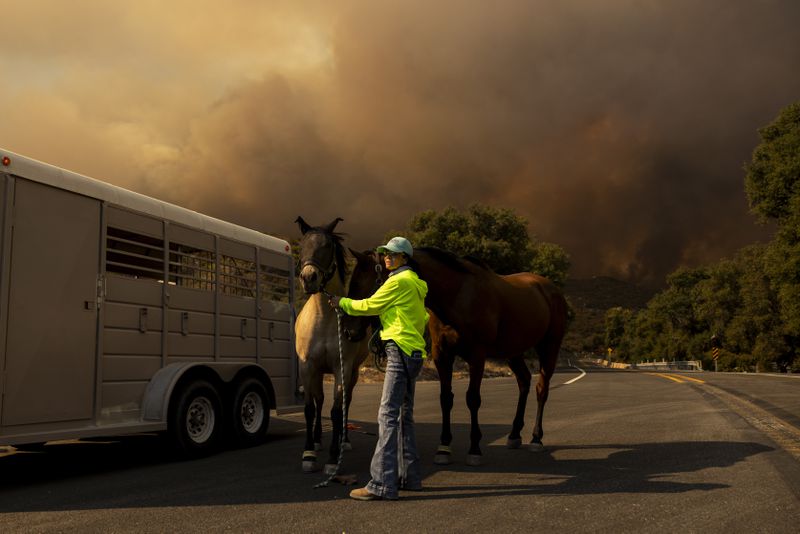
[1,148,291,255]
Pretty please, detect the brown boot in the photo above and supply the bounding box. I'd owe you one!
[349,487,380,501]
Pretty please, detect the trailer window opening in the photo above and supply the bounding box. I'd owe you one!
[106,227,165,281]
[221,255,257,298]
[169,243,215,292]
[106,229,290,301]
[260,264,291,303]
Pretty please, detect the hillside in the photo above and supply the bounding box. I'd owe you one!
[562,276,654,354]
[566,276,653,310]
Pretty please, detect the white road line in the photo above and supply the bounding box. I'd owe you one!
[564,364,586,385]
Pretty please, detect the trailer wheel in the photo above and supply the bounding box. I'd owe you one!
[230,377,271,447]
[169,379,223,457]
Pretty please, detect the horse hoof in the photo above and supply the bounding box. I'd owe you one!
[323,463,339,476]
[433,453,451,465]
[314,442,323,451]
[434,445,452,465]
[528,442,546,453]
[342,442,353,451]
[302,460,319,473]
[466,454,482,466]
[506,438,522,449]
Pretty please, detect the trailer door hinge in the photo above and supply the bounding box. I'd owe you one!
[96,275,106,307]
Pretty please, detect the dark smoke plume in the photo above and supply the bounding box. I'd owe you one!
[2,1,798,287]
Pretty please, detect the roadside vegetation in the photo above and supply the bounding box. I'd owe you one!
[606,101,800,373]
[393,204,570,286]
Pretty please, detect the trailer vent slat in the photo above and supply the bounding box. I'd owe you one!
[106,227,165,281]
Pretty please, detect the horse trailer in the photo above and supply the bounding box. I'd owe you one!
[0,148,300,456]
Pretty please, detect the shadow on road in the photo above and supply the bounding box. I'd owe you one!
[0,416,775,512]
[417,440,771,499]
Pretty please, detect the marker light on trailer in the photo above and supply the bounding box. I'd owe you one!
[1,156,9,166]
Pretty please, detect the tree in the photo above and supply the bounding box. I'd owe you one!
[764,236,800,370]
[744,101,800,370]
[648,268,708,360]
[401,204,571,284]
[613,266,711,363]
[744,102,800,223]
[530,241,571,287]
[605,307,633,355]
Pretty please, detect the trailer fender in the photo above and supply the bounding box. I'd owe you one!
[141,362,202,422]
[141,362,277,422]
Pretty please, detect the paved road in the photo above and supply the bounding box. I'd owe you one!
[1,365,798,533]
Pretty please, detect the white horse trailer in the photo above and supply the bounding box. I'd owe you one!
[0,149,300,456]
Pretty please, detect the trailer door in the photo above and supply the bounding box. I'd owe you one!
[2,178,100,426]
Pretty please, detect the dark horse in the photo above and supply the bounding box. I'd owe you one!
[294,217,382,474]
[414,247,568,465]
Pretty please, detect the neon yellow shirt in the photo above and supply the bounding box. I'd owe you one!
[339,268,429,358]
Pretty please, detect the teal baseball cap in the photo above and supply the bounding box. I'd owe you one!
[376,236,413,257]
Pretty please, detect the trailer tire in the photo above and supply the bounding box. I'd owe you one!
[169,379,223,457]
[230,377,271,448]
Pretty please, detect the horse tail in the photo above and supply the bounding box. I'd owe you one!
[529,277,568,347]
[535,286,568,375]
[548,289,568,342]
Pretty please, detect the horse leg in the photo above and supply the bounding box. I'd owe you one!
[302,398,318,472]
[342,364,360,452]
[313,393,324,451]
[506,355,531,449]
[433,351,455,465]
[531,340,559,452]
[325,379,345,475]
[465,356,485,466]
[302,373,324,472]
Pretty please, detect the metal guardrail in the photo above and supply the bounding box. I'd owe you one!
[590,359,703,371]
[632,360,703,371]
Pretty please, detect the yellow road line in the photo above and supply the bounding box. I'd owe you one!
[645,372,705,384]
[678,374,705,384]
[646,372,685,383]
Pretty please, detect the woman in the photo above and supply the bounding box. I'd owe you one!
[329,236,429,501]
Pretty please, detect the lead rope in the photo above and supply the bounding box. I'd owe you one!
[314,289,348,489]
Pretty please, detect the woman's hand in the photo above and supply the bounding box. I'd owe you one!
[328,295,341,309]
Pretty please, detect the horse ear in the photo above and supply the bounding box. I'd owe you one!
[324,217,344,234]
[295,216,312,235]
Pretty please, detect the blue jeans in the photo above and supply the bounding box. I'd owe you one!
[366,341,424,499]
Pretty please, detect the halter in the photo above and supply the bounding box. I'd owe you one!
[300,231,340,291]
[301,256,338,290]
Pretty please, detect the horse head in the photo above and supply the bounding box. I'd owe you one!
[295,216,345,295]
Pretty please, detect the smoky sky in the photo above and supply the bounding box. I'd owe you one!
[1,0,798,286]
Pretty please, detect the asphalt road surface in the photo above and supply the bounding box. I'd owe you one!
[1,363,799,533]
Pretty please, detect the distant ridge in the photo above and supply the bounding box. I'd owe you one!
[562,276,654,353]
[565,276,653,311]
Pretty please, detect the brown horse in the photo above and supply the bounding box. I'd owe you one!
[414,247,568,465]
[294,217,382,474]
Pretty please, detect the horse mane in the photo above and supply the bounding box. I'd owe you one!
[463,255,493,271]
[416,246,492,273]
